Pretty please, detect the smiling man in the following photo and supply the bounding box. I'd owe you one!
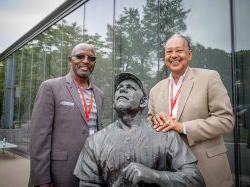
[74,72,205,187]
[148,34,234,187]
[29,43,103,187]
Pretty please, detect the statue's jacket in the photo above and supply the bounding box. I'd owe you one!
[74,120,205,187]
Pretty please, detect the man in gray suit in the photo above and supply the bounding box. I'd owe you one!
[148,34,234,187]
[29,43,103,187]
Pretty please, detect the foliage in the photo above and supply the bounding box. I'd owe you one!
[1,0,240,128]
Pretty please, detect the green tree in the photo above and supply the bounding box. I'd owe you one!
[12,20,114,127]
[191,44,232,94]
[143,0,190,53]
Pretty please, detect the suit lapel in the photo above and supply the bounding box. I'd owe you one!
[176,68,194,120]
[65,73,87,123]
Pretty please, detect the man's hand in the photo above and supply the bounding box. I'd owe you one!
[122,163,158,184]
[152,112,170,127]
[152,112,183,133]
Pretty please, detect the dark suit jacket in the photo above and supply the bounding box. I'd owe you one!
[29,73,103,187]
[148,67,234,187]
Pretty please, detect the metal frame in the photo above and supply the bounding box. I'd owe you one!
[0,0,89,61]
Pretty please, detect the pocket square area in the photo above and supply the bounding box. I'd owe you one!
[60,101,75,107]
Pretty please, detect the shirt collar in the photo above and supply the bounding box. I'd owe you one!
[86,82,93,90]
[169,67,188,85]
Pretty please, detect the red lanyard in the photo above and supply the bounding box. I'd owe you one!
[169,79,182,117]
[75,79,94,122]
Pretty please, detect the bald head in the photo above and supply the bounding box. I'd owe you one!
[165,34,191,50]
[71,43,95,56]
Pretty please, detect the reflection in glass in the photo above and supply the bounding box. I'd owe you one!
[0,60,6,128]
[13,49,23,128]
[0,2,244,184]
[84,0,113,125]
[235,0,250,185]
[114,0,160,107]
[61,6,86,75]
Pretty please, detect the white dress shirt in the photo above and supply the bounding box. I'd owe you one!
[168,70,187,134]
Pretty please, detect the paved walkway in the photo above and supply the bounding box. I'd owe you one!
[0,151,29,187]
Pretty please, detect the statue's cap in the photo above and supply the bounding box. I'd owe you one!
[114,72,147,96]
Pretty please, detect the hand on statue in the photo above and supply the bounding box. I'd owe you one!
[122,162,157,185]
[152,112,183,133]
[152,112,171,127]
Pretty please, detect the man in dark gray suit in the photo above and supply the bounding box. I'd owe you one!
[29,43,103,187]
[74,72,204,187]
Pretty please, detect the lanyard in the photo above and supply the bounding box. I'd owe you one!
[169,79,182,117]
[75,79,94,122]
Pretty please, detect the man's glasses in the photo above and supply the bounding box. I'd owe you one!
[72,54,96,62]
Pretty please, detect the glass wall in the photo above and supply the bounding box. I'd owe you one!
[83,0,114,124]
[115,0,159,98]
[1,0,250,185]
[182,0,235,179]
[0,61,6,128]
[114,0,234,177]
[234,0,250,185]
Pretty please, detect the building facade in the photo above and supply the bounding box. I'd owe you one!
[0,0,249,186]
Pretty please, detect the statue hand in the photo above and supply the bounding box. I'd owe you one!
[122,162,157,184]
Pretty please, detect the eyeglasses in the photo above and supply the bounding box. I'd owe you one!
[72,54,96,62]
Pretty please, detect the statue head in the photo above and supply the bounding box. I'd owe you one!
[114,72,148,113]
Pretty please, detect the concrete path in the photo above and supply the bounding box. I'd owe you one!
[0,151,29,187]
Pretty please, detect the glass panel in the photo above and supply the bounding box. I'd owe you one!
[115,0,160,117]
[13,49,22,128]
[26,43,43,123]
[19,44,32,126]
[182,0,234,177]
[235,0,250,185]
[84,0,113,125]
[0,60,6,128]
[43,21,64,79]
[12,44,33,153]
[183,0,232,95]
[61,6,85,75]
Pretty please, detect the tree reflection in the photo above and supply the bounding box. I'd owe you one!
[12,0,238,128]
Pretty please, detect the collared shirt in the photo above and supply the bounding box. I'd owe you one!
[77,83,97,135]
[168,69,188,134]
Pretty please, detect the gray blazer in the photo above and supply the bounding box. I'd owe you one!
[29,73,103,187]
[148,67,234,187]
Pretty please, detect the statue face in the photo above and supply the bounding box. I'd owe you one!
[114,80,144,112]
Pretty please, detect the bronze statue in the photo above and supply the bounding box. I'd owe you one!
[74,72,205,187]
